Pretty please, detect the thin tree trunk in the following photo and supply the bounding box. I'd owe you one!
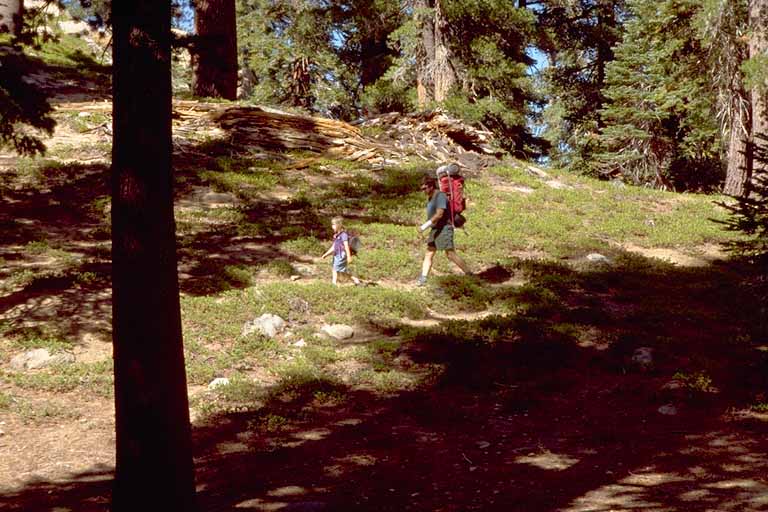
[724,117,751,197]
[708,0,753,196]
[111,1,196,510]
[415,0,435,109]
[191,0,238,100]
[750,0,768,193]
[594,2,616,130]
[433,0,455,103]
[0,0,22,37]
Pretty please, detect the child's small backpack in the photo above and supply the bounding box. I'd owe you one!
[348,233,361,255]
[436,163,467,227]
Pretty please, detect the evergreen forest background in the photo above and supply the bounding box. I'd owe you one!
[5,0,768,198]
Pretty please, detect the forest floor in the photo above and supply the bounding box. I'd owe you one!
[2,38,768,512]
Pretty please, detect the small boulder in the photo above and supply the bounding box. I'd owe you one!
[243,313,286,338]
[289,297,311,314]
[321,324,354,340]
[586,253,610,264]
[200,191,237,206]
[631,347,654,370]
[658,404,678,416]
[208,377,230,390]
[10,348,75,370]
[526,166,549,179]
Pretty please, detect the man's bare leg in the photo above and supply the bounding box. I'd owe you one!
[419,247,436,284]
[446,249,471,274]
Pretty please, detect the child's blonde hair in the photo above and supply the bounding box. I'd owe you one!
[331,216,344,227]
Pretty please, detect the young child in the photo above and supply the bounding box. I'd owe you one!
[321,216,362,286]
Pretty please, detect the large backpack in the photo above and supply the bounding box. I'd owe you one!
[436,163,466,227]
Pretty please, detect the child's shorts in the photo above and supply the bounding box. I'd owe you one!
[333,254,349,272]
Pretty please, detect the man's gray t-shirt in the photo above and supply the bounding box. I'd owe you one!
[426,191,449,229]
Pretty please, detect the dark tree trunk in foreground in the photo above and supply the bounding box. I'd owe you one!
[192,0,238,99]
[0,0,23,37]
[111,1,196,511]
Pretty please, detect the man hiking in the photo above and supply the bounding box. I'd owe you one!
[417,174,471,286]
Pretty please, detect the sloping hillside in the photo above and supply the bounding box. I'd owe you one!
[1,31,768,512]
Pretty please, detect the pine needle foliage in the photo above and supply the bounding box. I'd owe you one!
[0,41,55,155]
[538,0,626,174]
[596,0,723,190]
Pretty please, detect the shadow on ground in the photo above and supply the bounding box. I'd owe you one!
[2,255,767,511]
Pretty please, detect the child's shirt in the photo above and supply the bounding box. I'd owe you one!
[333,231,350,257]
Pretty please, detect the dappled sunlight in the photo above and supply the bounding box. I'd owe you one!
[514,451,580,471]
[234,497,289,510]
[215,441,250,455]
[324,453,378,477]
[561,429,768,512]
[563,481,670,511]
[292,428,331,441]
[333,418,362,427]
[267,485,308,497]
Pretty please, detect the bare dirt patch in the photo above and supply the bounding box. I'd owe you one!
[620,242,726,267]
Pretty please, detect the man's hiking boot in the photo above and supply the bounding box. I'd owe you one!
[416,275,427,287]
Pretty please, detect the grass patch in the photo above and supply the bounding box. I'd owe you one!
[279,237,324,257]
[15,400,83,423]
[251,282,427,323]
[430,275,492,312]
[199,165,279,198]
[24,239,52,254]
[4,360,113,397]
[222,264,254,287]
[10,334,73,354]
[353,368,417,392]
[0,391,12,410]
[259,259,296,278]
[673,371,718,394]
[59,110,111,133]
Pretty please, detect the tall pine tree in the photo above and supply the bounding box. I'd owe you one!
[538,0,626,173]
[597,0,722,189]
[697,0,751,196]
[237,0,356,115]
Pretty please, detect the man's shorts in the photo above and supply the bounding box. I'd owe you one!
[427,225,455,251]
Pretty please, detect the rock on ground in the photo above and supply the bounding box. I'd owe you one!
[321,324,354,340]
[10,349,75,370]
[243,314,287,338]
